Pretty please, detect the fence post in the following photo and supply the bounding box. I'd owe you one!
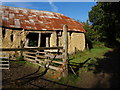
[63,24,68,77]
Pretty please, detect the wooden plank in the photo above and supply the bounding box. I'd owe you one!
[36,55,48,59]
[36,51,48,54]
[24,51,36,54]
[0,53,9,55]
[24,58,60,71]
[45,54,63,59]
[38,63,60,71]
[48,60,63,64]
[24,57,35,62]
[0,67,9,69]
[0,61,9,62]
[35,59,44,63]
[24,54,36,59]
[0,64,9,66]
[0,57,9,59]
[0,47,63,51]
[24,58,62,71]
[36,58,63,64]
[44,49,63,53]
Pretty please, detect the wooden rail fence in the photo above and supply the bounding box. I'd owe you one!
[0,53,9,69]
[0,46,66,76]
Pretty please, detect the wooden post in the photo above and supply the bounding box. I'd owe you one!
[46,37,49,47]
[38,33,41,47]
[63,24,68,77]
[24,38,29,47]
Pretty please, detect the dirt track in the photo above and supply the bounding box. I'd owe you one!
[2,61,82,89]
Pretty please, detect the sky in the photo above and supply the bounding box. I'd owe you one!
[2,2,96,22]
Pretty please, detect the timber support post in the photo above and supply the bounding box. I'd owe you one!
[63,24,68,77]
[38,33,41,47]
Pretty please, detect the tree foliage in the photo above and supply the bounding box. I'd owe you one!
[89,2,120,47]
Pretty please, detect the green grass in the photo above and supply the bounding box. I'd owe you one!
[68,47,112,73]
[69,47,111,64]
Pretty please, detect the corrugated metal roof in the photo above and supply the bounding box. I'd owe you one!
[0,5,85,32]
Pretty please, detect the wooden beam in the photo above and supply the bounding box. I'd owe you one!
[24,51,36,55]
[63,24,68,77]
[0,47,63,51]
[46,37,49,47]
[38,33,41,47]
[24,57,35,62]
[25,38,29,47]
[24,54,36,59]
[36,55,48,59]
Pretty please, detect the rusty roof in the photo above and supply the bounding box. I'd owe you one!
[0,5,85,32]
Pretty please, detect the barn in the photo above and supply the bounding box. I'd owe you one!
[0,6,86,56]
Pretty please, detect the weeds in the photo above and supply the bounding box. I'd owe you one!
[16,56,24,61]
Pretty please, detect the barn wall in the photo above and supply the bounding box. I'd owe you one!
[58,31,85,54]
[70,32,85,53]
[0,28,2,48]
[0,27,85,57]
[0,27,27,57]
[0,28,27,48]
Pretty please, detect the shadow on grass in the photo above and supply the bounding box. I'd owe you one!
[68,58,91,75]
[93,48,120,88]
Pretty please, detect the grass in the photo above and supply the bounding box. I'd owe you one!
[54,46,112,86]
[69,47,111,64]
[68,46,112,75]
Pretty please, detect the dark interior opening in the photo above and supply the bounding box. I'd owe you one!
[40,34,46,47]
[40,33,50,47]
[10,34,13,42]
[2,28,6,38]
[27,33,39,47]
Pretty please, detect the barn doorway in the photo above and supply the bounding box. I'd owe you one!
[27,33,39,47]
[26,33,51,48]
[40,33,50,47]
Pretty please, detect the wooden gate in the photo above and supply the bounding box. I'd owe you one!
[24,47,64,71]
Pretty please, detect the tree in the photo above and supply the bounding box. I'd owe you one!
[89,2,120,47]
